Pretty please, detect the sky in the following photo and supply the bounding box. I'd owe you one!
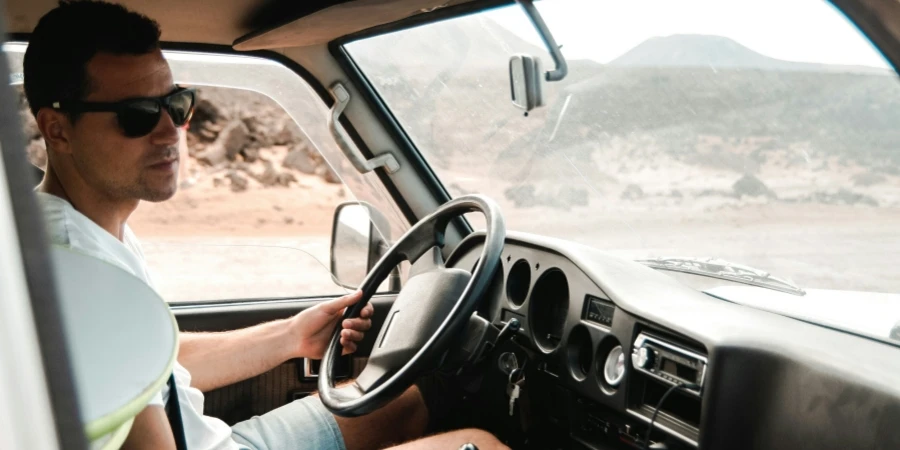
[486,0,891,68]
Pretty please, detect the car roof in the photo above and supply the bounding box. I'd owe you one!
[3,0,900,73]
[4,0,483,49]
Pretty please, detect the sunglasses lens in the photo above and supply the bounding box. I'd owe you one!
[167,90,195,126]
[118,100,161,138]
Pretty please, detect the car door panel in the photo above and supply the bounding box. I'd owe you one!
[171,294,396,423]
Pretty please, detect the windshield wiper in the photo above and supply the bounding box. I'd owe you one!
[636,256,806,296]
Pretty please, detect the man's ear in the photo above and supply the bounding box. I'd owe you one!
[35,108,73,155]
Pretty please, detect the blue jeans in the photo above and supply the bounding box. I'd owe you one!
[231,395,346,450]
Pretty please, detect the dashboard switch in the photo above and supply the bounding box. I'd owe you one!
[632,346,653,369]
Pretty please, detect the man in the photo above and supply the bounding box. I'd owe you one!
[25,2,508,449]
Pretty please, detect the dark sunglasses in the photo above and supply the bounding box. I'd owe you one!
[51,87,196,138]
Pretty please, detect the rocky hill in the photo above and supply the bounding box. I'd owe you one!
[350,28,900,210]
[19,85,337,193]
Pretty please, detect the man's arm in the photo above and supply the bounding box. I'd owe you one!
[121,406,176,450]
[178,291,373,392]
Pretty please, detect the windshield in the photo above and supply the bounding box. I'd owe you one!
[345,1,900,339]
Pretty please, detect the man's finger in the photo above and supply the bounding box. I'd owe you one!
[340,339,357,355]
[342,317,372,332]
[341,329,365,342]
[319,290,363,314]
[360,302,375,319]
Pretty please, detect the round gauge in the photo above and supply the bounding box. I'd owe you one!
[603,345,626,387]
[528,269,569,352]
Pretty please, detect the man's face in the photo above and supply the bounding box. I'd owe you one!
[66,49,180,202]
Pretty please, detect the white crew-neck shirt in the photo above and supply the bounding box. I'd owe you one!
[37,192,239,450]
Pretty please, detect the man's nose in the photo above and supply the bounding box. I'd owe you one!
[149,109,180,146]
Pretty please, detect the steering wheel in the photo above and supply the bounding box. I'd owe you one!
[318,195,505,417]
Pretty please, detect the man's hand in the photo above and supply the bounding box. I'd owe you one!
[292,290,375,359]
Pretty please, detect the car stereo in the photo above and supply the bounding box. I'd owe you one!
[631,333,707,394]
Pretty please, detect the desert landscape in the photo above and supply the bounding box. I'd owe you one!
[18,20,900,302]
[350,19,900,295]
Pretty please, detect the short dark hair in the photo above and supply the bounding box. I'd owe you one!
[23,1,161,117]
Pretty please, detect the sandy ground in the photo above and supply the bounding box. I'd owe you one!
[128,170,900,303]
[127,171,348,302]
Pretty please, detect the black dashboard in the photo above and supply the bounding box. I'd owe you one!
[446,231,900,450]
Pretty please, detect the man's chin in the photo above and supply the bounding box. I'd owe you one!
[140,183,178,202]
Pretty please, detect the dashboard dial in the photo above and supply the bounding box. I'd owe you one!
[603,345,626,386]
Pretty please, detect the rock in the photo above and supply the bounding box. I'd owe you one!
[243,115,276,148]
[808,189,878,207]
[226,170,248,192]
[838,189,878,206]
[504,184,537,208]
[241,148,259,163]
[26,139,47,169]
[448,183,472,196]
[697,189,736,198]
[254,160,299,187]
[876,165,900,176]
[559,186,589,207]
[241,115,263,134]
[621,184,644,200]
[320,164,341,184]
[198,127,218,141]
[670,189,683,198]
[276,172,298,186]
[203,121,224,134]
[284,216,294,224]
[219,120,249,161]
[732,174,775,198]
[852,172,886,187]
[212,176,225,188]
[255,161,279,186]
[282,146,318,174]
[229,160,250,172]
[273,121,302,146]
[196,120,248,166]
[190,97,224,127]
[196,143,227,166]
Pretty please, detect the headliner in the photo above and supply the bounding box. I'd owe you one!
[4,0,481,49]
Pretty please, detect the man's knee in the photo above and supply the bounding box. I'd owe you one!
[451,428,509,450]
[392,384,428,434]
[332,384,428,450]
[386,428,509,450]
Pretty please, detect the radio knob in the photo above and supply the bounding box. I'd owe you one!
[632,346,653,369]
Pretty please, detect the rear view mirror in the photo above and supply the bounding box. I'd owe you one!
[509,54,544,113]
[329,202,391,289]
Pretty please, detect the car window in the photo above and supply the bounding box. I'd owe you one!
[345,1,900,341]
[6,45,409,303]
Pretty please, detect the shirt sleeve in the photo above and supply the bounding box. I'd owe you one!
[146,383,167,408]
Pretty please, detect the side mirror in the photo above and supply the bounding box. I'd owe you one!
[329,202,392,289]
[509,54,544,113]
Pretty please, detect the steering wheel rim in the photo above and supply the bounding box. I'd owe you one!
[318,195,505,417]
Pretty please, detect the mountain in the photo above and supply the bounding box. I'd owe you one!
[609,34,889,74]
[348,22,900,175]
